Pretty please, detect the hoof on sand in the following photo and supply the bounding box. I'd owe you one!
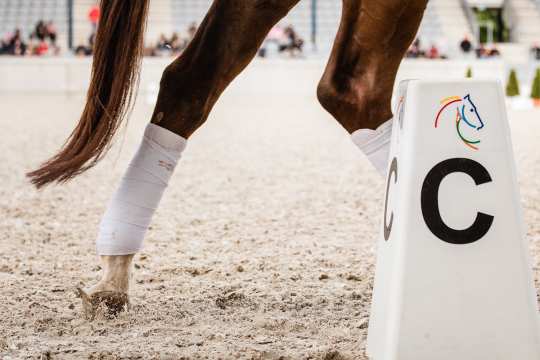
[77,288,129,320]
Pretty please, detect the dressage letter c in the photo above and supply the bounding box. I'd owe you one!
[384,157,398,241]
[421,158,494,245]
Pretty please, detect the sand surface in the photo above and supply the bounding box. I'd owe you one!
[1,84,539,359]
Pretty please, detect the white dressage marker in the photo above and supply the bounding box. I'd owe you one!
[367,80,540,360]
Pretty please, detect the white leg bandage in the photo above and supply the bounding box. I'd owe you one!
[351,118,393,176]
[96,123,187,255]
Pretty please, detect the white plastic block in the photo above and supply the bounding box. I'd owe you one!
[367,79,540,360]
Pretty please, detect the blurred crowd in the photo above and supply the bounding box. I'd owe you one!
[405,36,507,60]
[145,23,198,57]
[0,21,59,56]
[0,2,538,62]
[458,36,501,59]
[259,25,305,58]
[406,39,447,59]
[145,23,305,59]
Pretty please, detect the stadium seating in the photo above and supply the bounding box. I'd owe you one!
[505,0,540,44]
[1,0,538,57]
[167,0,472,56]
[72,0,93,47]
[170,0,211,38]
[0,0,67,43]
[73,0,174,49]
[421,0,474,56]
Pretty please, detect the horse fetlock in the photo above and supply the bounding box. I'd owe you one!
[99,255,133,293]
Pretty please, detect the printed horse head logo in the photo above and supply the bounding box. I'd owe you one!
[435,94,485,150]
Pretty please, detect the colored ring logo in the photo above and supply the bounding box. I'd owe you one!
[435,94,485,150]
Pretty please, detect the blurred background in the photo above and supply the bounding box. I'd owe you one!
[0,0,540,105]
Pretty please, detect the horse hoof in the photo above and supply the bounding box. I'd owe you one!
[77,288,129,320]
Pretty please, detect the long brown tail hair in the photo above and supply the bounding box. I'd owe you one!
[27,0,150,188]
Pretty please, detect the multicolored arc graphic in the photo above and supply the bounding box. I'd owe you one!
[434,94,485,150]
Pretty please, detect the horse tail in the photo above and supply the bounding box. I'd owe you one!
[27,0,150,188]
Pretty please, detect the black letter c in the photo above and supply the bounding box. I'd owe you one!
[421,158,494,245]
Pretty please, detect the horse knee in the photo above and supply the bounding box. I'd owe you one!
[317,76,392,132]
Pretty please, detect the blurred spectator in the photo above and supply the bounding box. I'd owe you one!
[278,25,304,57]
[34,20,47,41]
[75,45,89,57]
[30,20,59,54]
[1,29,28,55]
[74,32,95,57]
[34,39,49,56]
[88,3,100,33]
[268,25,286,43]
[475,44,500,59]
[406,38,424,58]
[156,34,171,52]
[428,44,440,59]
[406,38,447,59]
[30,20,57,46]
[259,25,286,58]
[460,36,472,54]
[149,32,188,57]
[476,43,487,58]
[532,43,540,60]
[46,21,57,46]
[488,46,500,57]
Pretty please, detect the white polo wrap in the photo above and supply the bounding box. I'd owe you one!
[96,123,187,255]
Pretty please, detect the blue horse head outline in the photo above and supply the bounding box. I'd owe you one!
[460,94,485,130]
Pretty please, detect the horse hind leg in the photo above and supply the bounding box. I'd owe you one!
[81,0,300,319]
[149,0,301,137]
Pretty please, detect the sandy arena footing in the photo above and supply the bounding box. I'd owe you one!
[1,83,539,358]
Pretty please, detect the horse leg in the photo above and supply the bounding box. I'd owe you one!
[318,0,428,132]
[81,0,300,318]
[149,0,301,137]
[317,0,427,173]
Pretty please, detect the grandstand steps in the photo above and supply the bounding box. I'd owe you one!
[422,0,473,56]
[506,0,540,44]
